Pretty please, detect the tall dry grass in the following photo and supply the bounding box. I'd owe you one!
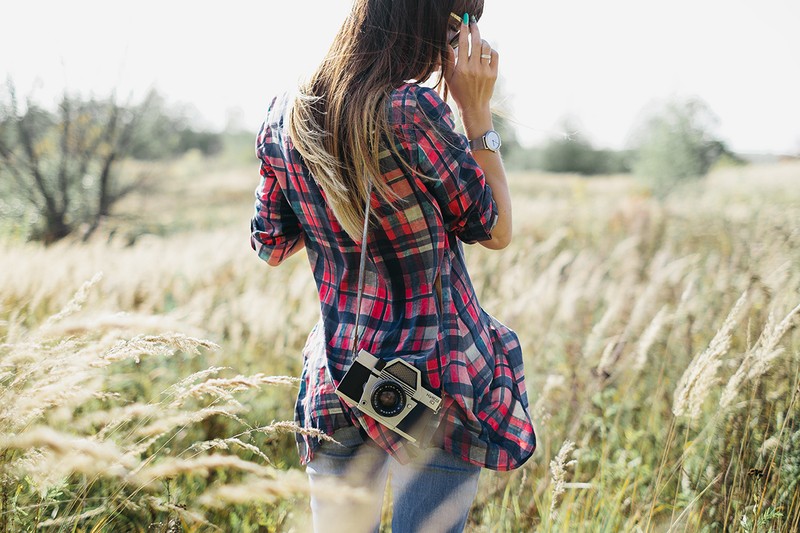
[1,158,799,531]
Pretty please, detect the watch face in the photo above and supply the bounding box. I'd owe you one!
[485,130,502,151]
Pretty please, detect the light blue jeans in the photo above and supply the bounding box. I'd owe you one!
[306,426,481,533]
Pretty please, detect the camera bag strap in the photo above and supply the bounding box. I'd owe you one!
[350,184,373,359]
[349,184,444,359]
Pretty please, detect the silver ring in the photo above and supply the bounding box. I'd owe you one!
[480,54,492,59]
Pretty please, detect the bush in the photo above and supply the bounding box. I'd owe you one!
[0,83,152,242]
[536,120,633,175]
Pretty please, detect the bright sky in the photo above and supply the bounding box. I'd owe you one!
[3,0,799,153]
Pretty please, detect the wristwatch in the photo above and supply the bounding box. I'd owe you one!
[468,130,502,152]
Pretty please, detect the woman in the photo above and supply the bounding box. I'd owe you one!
[250,1,536,531]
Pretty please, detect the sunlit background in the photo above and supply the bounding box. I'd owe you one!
[3,0,799,154]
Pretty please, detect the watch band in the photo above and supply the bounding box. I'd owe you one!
[468,130,501,153]
[468,137,486,152]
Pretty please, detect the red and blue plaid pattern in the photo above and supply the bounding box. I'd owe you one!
[251,83,536,471]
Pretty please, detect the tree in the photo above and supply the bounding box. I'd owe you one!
[126,93,223,160]
[631,97,730,197]
[0,81,154,243]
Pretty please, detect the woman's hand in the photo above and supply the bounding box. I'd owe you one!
[443,15,499,137]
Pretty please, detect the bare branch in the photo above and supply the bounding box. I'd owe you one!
[57,94,72,214]
[15,97,60,219]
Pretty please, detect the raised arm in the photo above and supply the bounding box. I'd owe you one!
[444,15,511,250]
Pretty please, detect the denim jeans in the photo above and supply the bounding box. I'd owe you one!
[306,426,481,533]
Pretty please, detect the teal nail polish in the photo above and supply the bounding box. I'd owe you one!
[462,12,469,25]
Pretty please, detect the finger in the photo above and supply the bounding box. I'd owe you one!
[490,49,500,75]
[457,14,470,65]
[480,39,492,64]
[469,21,482,63]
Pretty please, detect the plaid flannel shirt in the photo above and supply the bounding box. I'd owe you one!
[251,83,536,471]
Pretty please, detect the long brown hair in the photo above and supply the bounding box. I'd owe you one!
[287,0,485,241]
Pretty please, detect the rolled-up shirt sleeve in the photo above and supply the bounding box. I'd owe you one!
[414,87,498,244]
[250,130,304,265]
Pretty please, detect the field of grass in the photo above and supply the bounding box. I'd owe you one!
[1,152,799,532]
